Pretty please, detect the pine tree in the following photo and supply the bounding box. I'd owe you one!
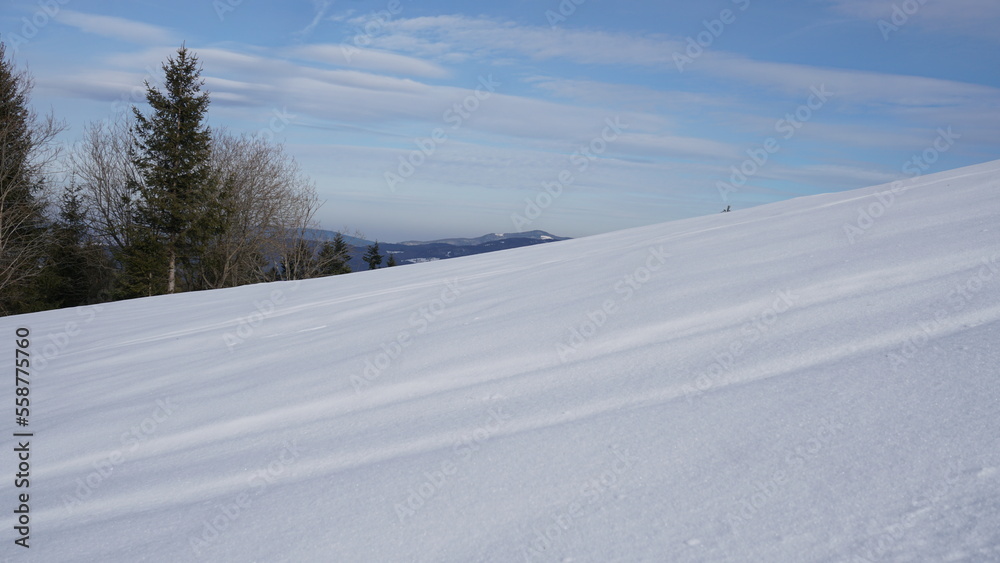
[131,46,218,294]
[318,232,351,276]
[363,241,383,270]
[386,253,397,267]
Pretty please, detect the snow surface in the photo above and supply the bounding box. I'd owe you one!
[3,160,1000,562]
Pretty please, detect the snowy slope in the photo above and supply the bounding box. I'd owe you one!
[3,160,1000,562]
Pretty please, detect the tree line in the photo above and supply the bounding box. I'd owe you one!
[0,42,387,316]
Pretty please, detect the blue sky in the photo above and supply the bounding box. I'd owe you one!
[3,0,999,241]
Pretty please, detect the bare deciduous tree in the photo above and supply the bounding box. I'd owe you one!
[200,130,320,288]
[70,115,142,253]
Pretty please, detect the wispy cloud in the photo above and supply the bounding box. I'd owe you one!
[373,13,1000,128]
[526,76,737,113]
[699,54,1000,106]
[286,45,450,79]
[376,15,683,67]
[55,11,175,45]
[825,0,1000,39]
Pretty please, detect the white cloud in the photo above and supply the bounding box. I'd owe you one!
[92,45,686,151]
[699,53,1000,109]
[55,11,175,45]
[286,45,450,79]
[825,0,1000,39]
[39,69,145,101]
[376,15,684,67]
[366,13,1000,140]
[770,162,897,188]
[526,76,738,114]
[615,132,742,161]
[369,13,1000,116]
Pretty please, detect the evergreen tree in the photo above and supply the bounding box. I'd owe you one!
[36,183,114,308]
[386,253,397,267]
[318,232,351,276]
[363,241,383,270]
[131,46,218,294]
[115,228,168,297]
[0,40,62,314]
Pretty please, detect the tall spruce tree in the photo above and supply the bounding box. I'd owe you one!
[131,46,218,294]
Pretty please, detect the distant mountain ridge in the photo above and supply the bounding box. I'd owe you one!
[301,229,570,270]
[397,230,567,247]
[299,229,374,248]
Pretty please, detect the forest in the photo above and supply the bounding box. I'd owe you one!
[0,42,358,316]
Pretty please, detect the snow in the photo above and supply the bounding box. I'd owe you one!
[4,160,1000,562]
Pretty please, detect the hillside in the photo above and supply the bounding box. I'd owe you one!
[3,160,999,562]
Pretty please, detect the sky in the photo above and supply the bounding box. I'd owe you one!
[2,0,999,242]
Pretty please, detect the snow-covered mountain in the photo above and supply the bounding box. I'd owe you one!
[3,160,1000,562]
